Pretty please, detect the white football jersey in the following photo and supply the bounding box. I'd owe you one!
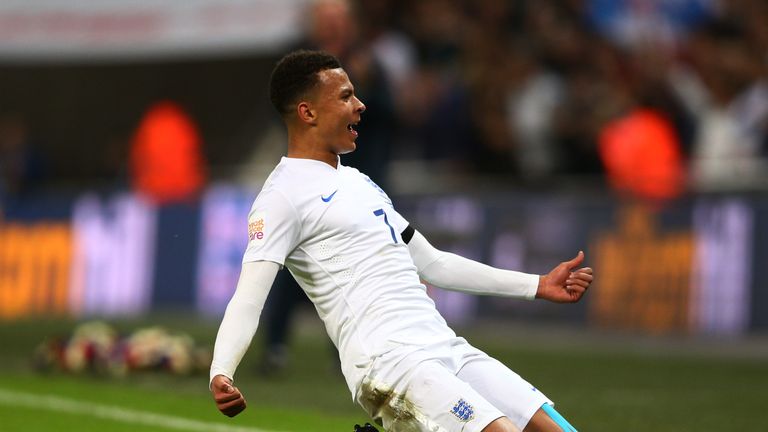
[243,157,456,395]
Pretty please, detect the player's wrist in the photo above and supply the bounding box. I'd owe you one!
[210,372,233,390]
[535,275,545,299]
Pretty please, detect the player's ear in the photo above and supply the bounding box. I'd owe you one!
[296,101,317,125]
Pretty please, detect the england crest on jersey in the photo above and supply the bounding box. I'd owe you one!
[450,399,475,422]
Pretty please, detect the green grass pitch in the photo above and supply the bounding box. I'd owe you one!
[0,316,766,431]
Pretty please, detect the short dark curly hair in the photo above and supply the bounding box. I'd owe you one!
[269,50,342,116]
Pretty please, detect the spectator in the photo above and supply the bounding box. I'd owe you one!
[128,101,207,204]
[398,0,477,167]
[670,19,768,190]
[0,115,48,201]
[598,108,685,201]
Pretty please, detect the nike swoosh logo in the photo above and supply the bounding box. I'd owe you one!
[321,190,338,202]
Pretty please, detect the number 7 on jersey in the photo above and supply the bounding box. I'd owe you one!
[373,209,398,244]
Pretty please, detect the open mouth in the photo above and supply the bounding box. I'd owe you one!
[347,122,359,137]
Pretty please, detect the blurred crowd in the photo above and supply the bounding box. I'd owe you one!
[296,0,768,197]
[2,0,768,204]
[304,0,768,198]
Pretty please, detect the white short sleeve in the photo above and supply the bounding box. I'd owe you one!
[242,189,301,265]
[388,206,409,238]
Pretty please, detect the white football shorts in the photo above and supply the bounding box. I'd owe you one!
[356,337,552,432]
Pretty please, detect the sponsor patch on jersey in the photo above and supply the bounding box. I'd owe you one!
[248,212,265,241]
[450,398,475,422]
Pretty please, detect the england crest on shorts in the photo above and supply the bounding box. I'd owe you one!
[450,398,475,422]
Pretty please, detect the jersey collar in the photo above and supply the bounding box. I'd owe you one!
[281,156,341,172]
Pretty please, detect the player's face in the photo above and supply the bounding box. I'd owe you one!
[312,68,366,155]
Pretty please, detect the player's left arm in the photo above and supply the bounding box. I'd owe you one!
[404,227,593,303]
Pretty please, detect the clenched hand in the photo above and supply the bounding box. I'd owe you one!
[211,374,247,417]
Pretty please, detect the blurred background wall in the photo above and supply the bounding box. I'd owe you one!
[1,0,767,336]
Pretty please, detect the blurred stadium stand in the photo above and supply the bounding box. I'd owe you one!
[1,0,767,336]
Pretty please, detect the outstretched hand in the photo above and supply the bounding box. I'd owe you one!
[211,374,247,417]
[536,251,593,303]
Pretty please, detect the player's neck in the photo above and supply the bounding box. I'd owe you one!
[286,135,339,169]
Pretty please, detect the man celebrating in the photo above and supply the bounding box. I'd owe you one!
[210,50,592,432]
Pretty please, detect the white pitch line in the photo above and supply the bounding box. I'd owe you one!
[0,388,285,432]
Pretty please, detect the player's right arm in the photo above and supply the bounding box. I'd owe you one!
[210,183,300,417]
[210,260,280,417]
